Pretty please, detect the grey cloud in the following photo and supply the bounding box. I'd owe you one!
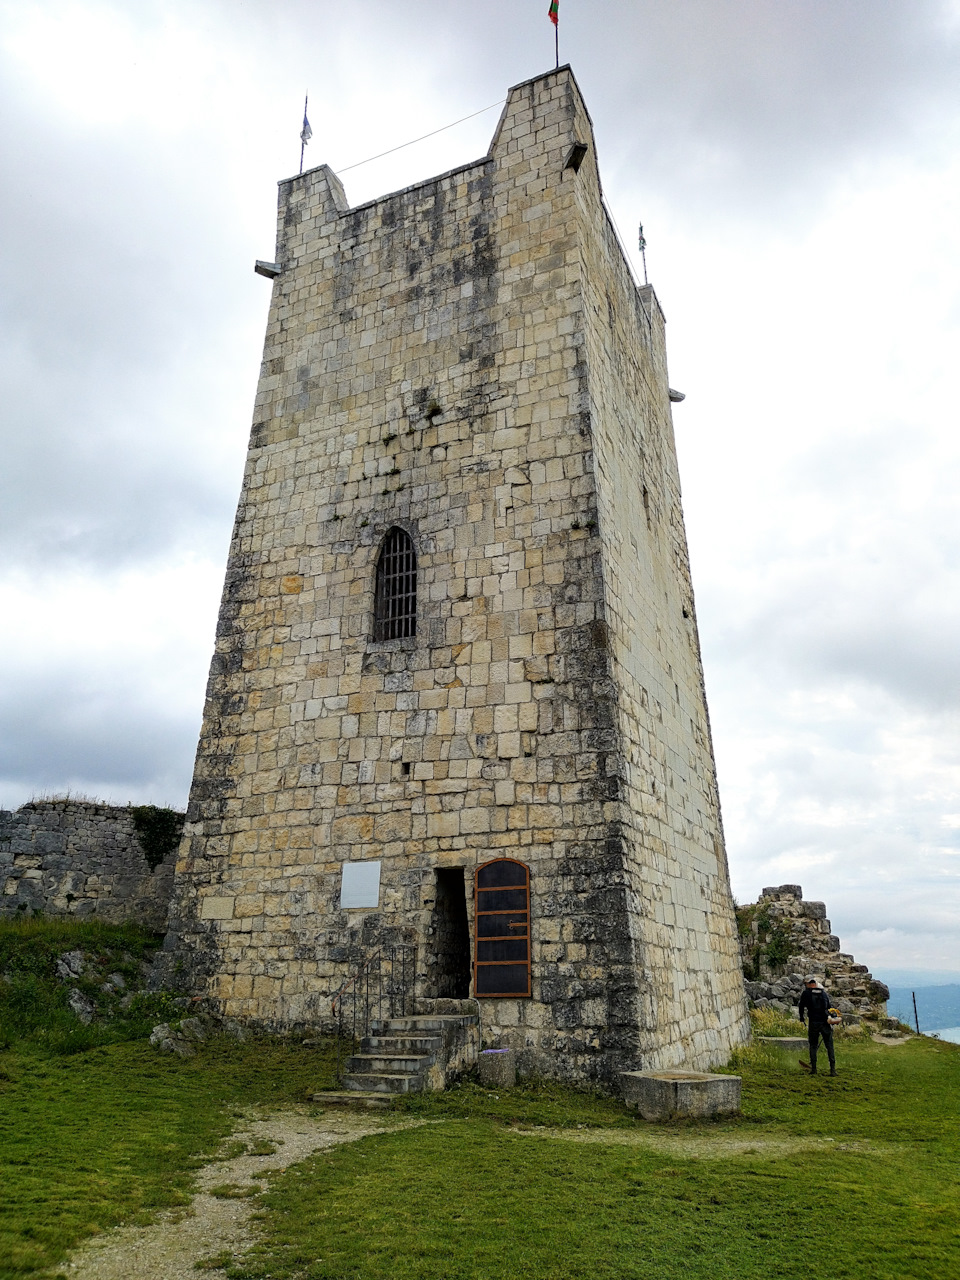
[699,441,960,715]
[0,675,199,808]
[828,886,960,937]
[582,0,960,222]
[710,576,960,714]
[183,1,960,221]
[744,741,886,804]
[0,77,259,571]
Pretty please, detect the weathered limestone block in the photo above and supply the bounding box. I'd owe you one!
[620,1070,742,1121]
[479,1047,517,1088]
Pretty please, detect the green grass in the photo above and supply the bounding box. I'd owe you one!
[0,916,177,1053]
[225,1037,960,1280]
[748,1004,806,1037]
[1,918,958,1280]
[0,1036,337,1279]
[0,916,340,1277]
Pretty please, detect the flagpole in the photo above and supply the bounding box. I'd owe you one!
[300,93,308,175]
[549,1,559,69]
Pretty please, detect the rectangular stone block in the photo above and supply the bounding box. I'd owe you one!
[200,896,236,921]
[479,1048,516,1088]
[619,1071,741,1122]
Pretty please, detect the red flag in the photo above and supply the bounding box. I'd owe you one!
[548,0,558,26]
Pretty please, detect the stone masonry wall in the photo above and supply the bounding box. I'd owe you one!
[0,801,177,931]
[575,154,749,1067]
[157,68,748,1083]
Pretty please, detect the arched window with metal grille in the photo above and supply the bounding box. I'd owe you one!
[373,526,417,641]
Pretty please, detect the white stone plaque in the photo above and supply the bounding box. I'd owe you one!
[340,860,381,909]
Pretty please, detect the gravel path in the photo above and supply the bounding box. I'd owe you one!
[62,1106,413,1280]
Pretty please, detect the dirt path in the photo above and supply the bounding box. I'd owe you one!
[60,1100,899,1277]
[507,1125,892,1160]
[62,1106,414,1280]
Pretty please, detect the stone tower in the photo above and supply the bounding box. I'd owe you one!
[158,67,750,1082]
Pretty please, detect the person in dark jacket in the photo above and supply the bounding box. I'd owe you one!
[798,975,837,1076]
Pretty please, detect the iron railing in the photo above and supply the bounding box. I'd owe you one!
[331,944,417,1083]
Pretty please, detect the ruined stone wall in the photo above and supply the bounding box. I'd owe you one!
[0,801,177,931]
[157,67,747,1081]
[739,884,889,1022]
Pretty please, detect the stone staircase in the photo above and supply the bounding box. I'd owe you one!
[313,998,478,1107]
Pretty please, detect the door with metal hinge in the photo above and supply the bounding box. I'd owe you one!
[474,858,531,997]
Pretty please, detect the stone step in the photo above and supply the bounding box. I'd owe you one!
[363,1034,443,1054]
[309,1090,395,1110]
[347,1053,431,1075]
[344,1072,423,1094]
[370,1015,477,1034]
[414,998,477,1016]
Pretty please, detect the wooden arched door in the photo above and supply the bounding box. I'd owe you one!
[474,858,531,997]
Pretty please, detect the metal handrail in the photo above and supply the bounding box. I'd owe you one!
[330,944,416,1084]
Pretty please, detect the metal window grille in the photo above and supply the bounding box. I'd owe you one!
[374,527,417,641]
[474,858,531,997]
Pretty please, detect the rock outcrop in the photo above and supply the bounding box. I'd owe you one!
[737,884,889,1024]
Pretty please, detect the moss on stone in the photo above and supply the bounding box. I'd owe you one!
[130,805,185,871]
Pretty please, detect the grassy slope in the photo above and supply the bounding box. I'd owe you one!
[0,1038,337,1279]
[227,1038,960,1280]
[0,917,175,1053]
[0,917,957,1280]
[0,919,337,1279]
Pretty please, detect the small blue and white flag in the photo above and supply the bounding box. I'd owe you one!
[300,112,313,146]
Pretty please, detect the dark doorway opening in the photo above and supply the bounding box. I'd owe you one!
[429,868,471,999]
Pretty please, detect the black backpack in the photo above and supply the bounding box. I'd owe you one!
[808,988,830,1021]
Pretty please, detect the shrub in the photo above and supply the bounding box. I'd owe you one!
[130,805,185,870]
[750,1006,805,1038]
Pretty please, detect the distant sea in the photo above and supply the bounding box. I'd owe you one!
[865,972,960,1044]
[886,985,960,1037]
[874,969,960,988]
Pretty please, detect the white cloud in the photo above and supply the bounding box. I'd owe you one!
[1,0,958,972]
[0,560,221,808]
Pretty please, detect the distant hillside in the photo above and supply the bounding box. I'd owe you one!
[874,968,960,988]
[887,985,960,1032]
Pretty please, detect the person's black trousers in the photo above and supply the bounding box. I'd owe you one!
[807,1021,835,1072]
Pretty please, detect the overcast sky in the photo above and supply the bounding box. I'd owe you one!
[2,0,958,976]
